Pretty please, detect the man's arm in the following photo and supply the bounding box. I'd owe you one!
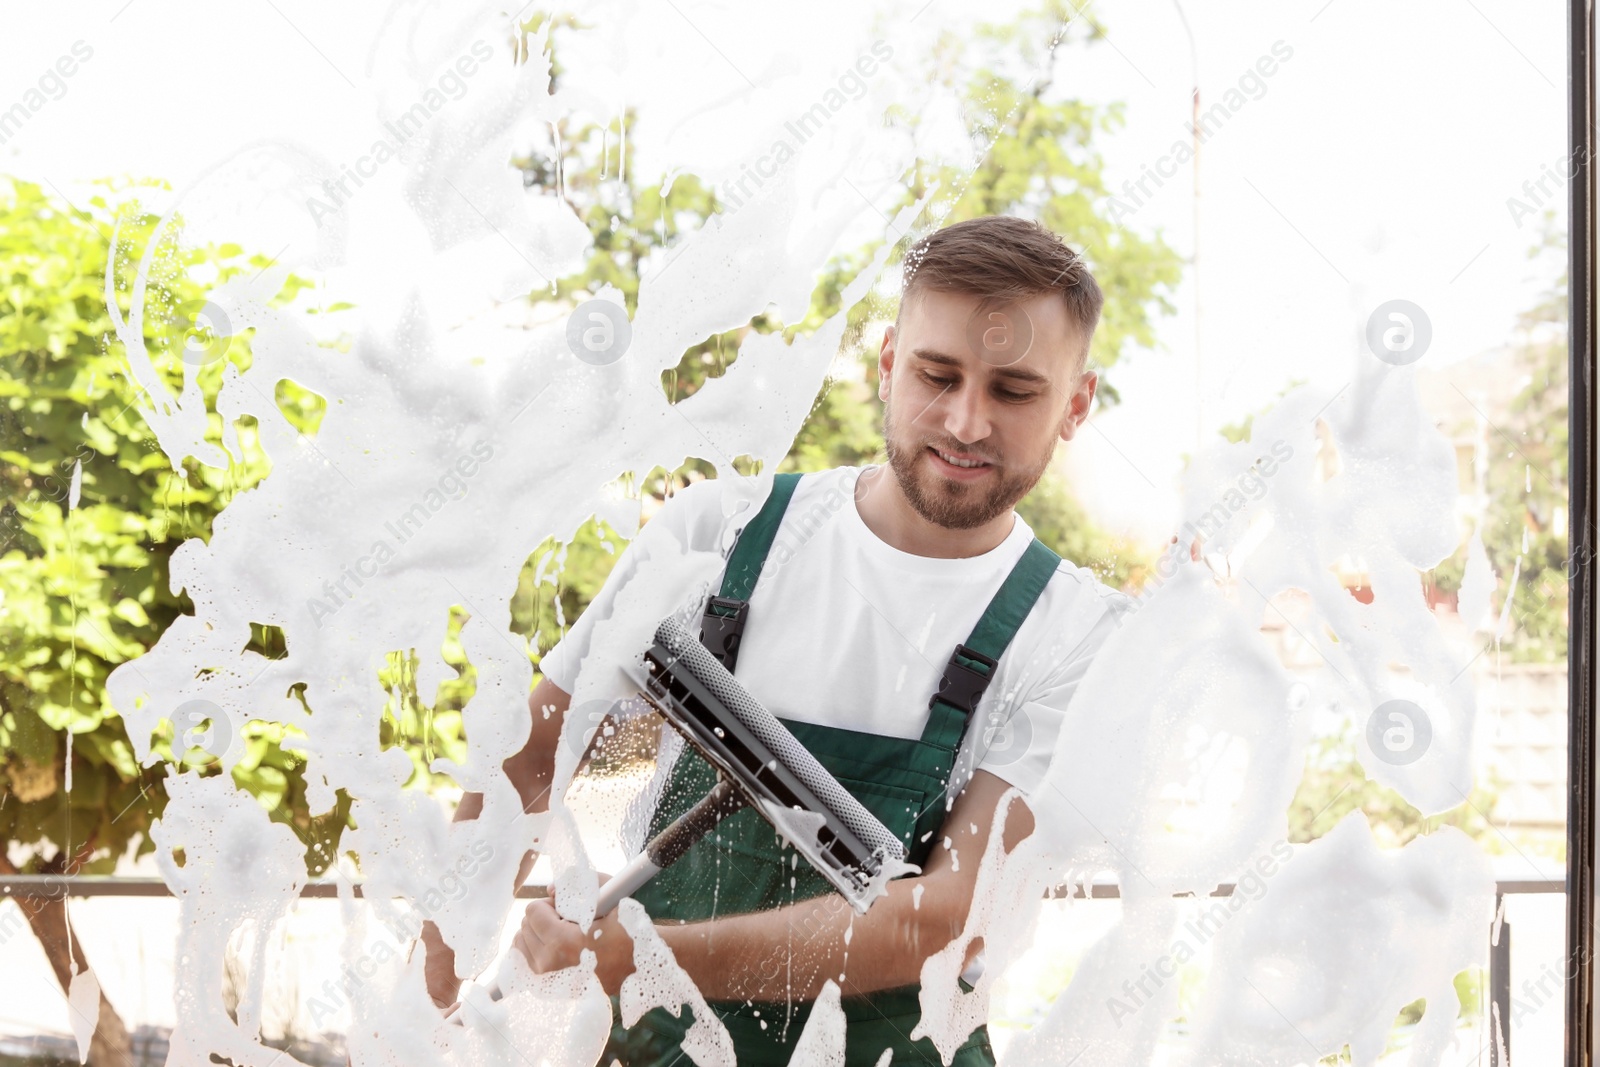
[454,674,572,820]
[514,769,1035,1001]
[421,674,573,1007]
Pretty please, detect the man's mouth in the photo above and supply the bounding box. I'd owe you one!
[927,446,994,473]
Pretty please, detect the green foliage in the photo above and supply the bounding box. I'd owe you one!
[1,178,195,873]
[375,614,472,787]
[0,178,360,876]
[1391,970,1484,1032]
[511,516,623,663]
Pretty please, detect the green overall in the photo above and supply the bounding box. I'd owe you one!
[601,470,1061,1066]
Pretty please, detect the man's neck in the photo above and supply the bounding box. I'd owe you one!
[853,465,1016,560]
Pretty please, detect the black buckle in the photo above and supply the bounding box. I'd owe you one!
[930,642,1000,715]
[700,595,749,671]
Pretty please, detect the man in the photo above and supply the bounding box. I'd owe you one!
[424,214,1129,1065]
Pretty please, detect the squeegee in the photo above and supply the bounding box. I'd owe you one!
[444,613,909,1023]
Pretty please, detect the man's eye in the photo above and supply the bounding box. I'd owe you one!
[924,372,1032,402]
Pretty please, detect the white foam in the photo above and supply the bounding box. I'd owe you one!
[1184,813,1495,1064]
[66,965,99,1064]
[615,898,735,1066]
[912,787,1051,1062]
[787,979,847,1067]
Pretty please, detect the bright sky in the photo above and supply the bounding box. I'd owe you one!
[0,0,1570,546]
[1051,0,1569,542]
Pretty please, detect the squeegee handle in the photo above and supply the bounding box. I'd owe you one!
[444,777,747,1026]
[649,777,747,866]
[594,776,746,913]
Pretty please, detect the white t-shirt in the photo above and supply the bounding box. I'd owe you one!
[538,464,1129,801]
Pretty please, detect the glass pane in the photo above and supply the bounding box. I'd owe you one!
[0,1,1577,1064]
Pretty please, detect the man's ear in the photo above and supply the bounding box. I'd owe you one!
[1060,368,1097,442]
[878,324,896,402]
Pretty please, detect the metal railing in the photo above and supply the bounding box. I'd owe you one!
[2,873,1564,1062]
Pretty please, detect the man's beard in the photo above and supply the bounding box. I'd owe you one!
[880,399,1057,532]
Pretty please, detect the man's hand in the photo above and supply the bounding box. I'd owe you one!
[419,919,461,1010]
[653,769,1034,1002]
[514,897,637,996]
[424,675,573,1011]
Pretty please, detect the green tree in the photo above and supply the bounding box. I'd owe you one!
[0,178,361,1061]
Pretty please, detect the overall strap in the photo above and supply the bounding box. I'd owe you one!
[921,537,1062,751]
[699,471,803,670]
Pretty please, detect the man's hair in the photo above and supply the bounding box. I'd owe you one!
[897,215,1104,370]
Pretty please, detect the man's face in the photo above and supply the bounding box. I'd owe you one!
[878,288,1097,531]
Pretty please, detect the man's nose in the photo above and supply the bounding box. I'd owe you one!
[942,380,993,447]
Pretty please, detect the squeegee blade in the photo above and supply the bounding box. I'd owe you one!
[624,629,906,914]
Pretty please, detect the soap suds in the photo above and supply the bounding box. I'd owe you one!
[66,966,99,1064]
